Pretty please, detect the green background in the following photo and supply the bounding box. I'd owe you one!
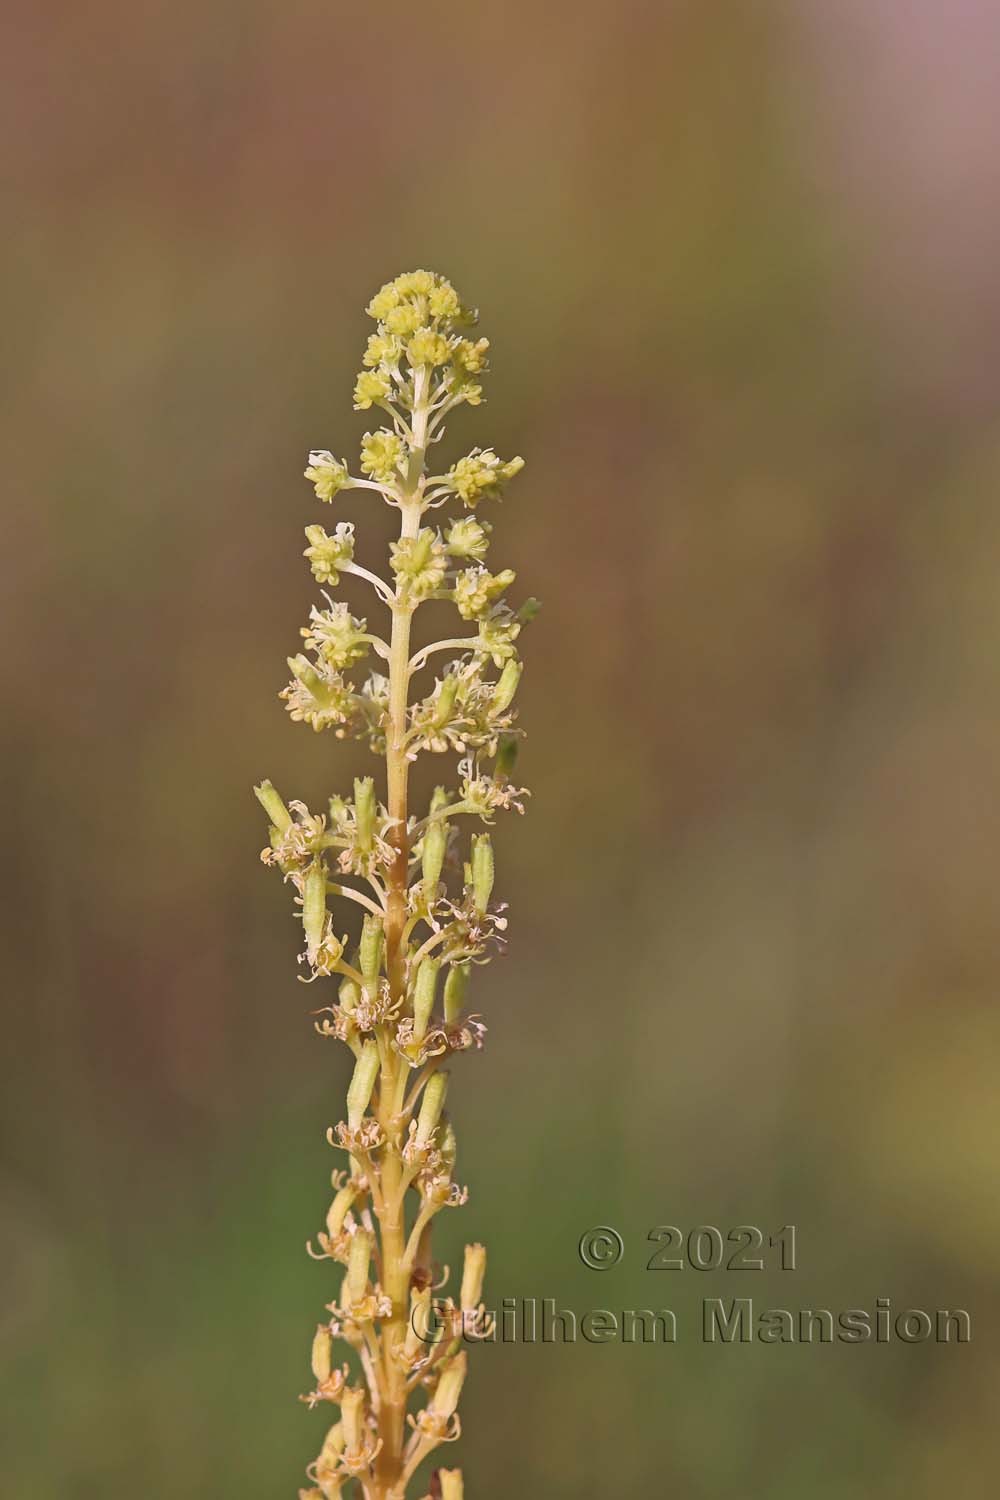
[5,3,1000,1495]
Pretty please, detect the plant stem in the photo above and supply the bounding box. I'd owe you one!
[374,375,429,1496]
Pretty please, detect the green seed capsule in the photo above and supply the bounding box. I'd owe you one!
[470,834,494,914]
[405,1285,434,1358]
[328,793,348,824]
[359,914,383,989]
[443,963,470,1023]
[345,1228,372,1304]
[338,974,361,1013]
[303,859,328,963]
[311,1323,332,1384]
[412,959,440,1042]
[461,1243,487,1311]
[353,776,376,854]
[288,653,322,692]
[432,672,460,729]
[411,529,434,570]
[253,779,292,833]
[340,1387,366,1452]
[421,820,447,896]
[326,1183,357,1240]
[439,1118,457,1174]
[432,1352,467,1418]
[491,658,522,713]
[416,1071,448,1147]
[318,1422,345,1465]
[346,1041,380,1129]
[495,733,519,779]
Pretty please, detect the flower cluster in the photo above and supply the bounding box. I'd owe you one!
[257,271,533,1500]
[445,449,524,508]
[304,523,355,585]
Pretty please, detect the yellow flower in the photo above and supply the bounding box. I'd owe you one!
[303,522,354,584]
[429,282,462,321]
[407,329,452,368]
[454,337,490,374]
[445,517,492,560]
[384,302,423,337]
[454,566,516,620]
[395,269,436,297]
[363,332,402,368]
[366,281,401,320]
[353,369,391,410]
[447,449,524,507]
[390,528,447,600]
[304,450,349,502]
[360,429,404,483]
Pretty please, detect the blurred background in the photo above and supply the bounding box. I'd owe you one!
[4,1,1000,1495]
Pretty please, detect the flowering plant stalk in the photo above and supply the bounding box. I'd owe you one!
[254,270,532,1500]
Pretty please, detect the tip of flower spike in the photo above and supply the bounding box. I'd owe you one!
[365,269,478,332]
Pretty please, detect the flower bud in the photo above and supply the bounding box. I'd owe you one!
[460,1243,487,1313]
[340,1387,366,1452]
[303,858,328,964]
[470,834,494,914]
[345,1228,372,1305]
[412,959,440,1042]
[431,1352,467,1419]
[254,779,293,833]
[353,776,376,855]
[346,1040,380,1129]
[490,658,522,713]
[421,820,447,897]
[443,964,470,1024]
[415,1071,448,1147]
[311,1323,332,1385]
[359,914,383,990]
[439,1471,464,1500]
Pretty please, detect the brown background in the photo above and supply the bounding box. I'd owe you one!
[4,3,1000,1495]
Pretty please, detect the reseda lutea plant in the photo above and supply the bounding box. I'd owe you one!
[254,270,532,1500]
